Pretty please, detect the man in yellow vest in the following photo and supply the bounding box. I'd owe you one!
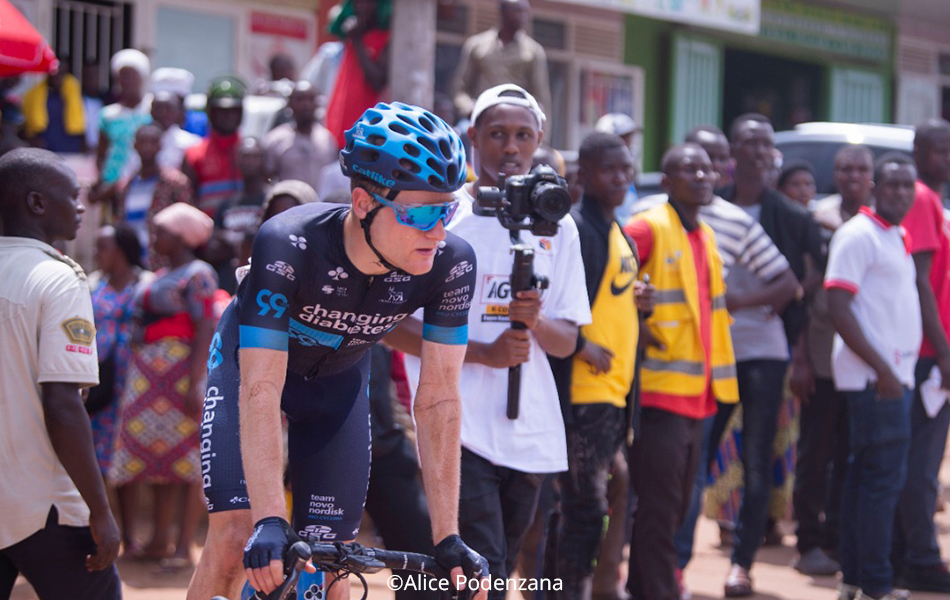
[623,143,739,600]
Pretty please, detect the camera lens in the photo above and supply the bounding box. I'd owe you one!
[531,183,572,223]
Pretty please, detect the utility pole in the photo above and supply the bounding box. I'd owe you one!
[389,0,436,109]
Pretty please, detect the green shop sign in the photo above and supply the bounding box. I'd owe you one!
[759,0,892,64]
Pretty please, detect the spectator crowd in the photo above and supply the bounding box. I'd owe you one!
[3,2,950,600]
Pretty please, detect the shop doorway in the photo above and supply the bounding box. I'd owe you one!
[723,48,823,132]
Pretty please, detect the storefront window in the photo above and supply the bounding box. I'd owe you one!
[153,6,235,94]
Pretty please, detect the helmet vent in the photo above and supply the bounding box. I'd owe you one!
[428,175,443,187]
[426,158,442,173]
[366,111,383,125]
[368,134,386,147]
[418,137,438,155]
[392,170,409,181]
[403,143,421,157]
[399,158,421,174]
[389,122,409,136]
[446,163,459,184]
[418,115,435,132]
[359,149,380,163]
[438,140,451,159]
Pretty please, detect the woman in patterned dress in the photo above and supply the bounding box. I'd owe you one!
[109,203,217,570]
[88,224,147,479]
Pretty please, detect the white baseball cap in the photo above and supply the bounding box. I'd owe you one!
[595,113,641,137]
[470,83,546,128]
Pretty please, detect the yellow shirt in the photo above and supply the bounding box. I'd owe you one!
[571,222,639,406]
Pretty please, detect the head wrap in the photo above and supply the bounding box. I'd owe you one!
[110,49,150,80]
[260,180,319,223]
[151,67,194,98]
[153,202,213,248]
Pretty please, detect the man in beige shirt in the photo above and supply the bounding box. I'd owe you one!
[0,148,120,599]
[451,0,553,118]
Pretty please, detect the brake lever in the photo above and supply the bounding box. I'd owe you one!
[252,541,313,600]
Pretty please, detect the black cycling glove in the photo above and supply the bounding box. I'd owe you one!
[434,534,489,584]
[243,516,300,570]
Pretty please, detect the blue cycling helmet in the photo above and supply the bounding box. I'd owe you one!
[340,102,467,197]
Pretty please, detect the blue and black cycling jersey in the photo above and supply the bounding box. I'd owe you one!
[232,202,477,377]
[202,202,476,536]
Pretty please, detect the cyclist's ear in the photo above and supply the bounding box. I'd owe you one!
[351,187,377,218]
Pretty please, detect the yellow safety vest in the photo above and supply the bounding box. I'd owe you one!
[636,202,738,403]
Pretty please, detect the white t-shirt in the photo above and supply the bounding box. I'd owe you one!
[403,187,592,473]
[0,238,99,548]
[825,210,921,391]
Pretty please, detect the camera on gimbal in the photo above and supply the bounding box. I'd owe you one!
[473,163,572,420]
[474,164,572,237]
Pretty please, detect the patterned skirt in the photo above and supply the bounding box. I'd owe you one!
[108,338,201,486]
[704,391,799,524]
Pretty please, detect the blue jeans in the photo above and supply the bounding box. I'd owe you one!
[840,385,912,598]
[674,415,714,569]
[730,359,789,569]
[894,357,950,571]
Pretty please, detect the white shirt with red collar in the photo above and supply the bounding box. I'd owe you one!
[825,207,922,391]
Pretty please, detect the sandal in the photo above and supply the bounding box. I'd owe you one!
[724,565,753,598]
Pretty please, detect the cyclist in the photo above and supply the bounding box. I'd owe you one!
[186,102,488,600]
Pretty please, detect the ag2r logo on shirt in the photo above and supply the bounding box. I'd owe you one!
[479,274,511,322]
[257,289,288,318]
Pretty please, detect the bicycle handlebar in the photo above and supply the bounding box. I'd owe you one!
[212,540,454,600]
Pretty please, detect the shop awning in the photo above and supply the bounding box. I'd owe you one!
[0,0,57,76]
[549,0,761,35]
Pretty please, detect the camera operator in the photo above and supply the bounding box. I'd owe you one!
[387,84,591,599]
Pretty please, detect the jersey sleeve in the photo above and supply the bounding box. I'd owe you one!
[236,218,304,351]
[421,235,477,345]
[824,221,874,294]
[37,265,100,387]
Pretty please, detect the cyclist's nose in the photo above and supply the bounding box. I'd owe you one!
[427,219,446,240]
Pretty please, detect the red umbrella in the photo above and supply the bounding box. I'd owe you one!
[0,0,56,76]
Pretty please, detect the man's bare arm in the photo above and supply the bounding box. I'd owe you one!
[42,382,121,570]
[414,340,466,542]
[386,318,532,368]
[531,316,578,358]
[827,288,903,398]
[239,347,289,522]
